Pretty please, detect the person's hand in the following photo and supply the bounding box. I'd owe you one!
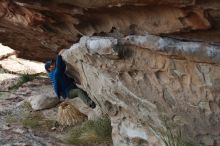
[59,49,66,55]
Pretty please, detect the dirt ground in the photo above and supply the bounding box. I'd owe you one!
[0,77,75,146]
[0,47,75,146]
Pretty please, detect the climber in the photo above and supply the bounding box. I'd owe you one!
[45,50,96,109]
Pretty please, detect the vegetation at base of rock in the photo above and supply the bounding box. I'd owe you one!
[161,129,194,146]
[64,117,112,145]
[147,116,195,146]
[21,114,41,128]
[9,73,36,90]
[21,100,33,110]
[6,101,31,123]
[21,113,54,129]
[5,113,17,123]
[149,126,194,146]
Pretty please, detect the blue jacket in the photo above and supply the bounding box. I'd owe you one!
[48,55,76,98]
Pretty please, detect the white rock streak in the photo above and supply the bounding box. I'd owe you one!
[77,35,220,64]
[124,35,220,64]
[121,123,148,140]
[85,37,118,55]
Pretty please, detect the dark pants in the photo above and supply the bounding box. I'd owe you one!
[68,89,96,108]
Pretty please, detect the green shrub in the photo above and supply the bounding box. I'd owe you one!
[21,111,55,129]
[21,117,40,128]
[147,117,194,146]
[65,117,112,145]
[10,73,36,90]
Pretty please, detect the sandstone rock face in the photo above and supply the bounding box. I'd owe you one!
[0,0,220,61]
[62,35,220,146]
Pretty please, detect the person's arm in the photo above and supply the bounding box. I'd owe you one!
[59,49,66,55]
[54,52,67,98]
[53,54,66,98]
[48,72,61,99]
[55,55,66,74]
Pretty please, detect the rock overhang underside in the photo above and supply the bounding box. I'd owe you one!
[0,0,220,61]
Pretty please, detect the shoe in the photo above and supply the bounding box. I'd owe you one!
[89,100,96,109]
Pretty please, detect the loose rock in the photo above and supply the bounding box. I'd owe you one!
[28,95,60,111]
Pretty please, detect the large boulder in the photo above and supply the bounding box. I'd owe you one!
[26,85,59,111]
[62,35,220,146]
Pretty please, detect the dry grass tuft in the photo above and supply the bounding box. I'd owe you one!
[57,101,87,126]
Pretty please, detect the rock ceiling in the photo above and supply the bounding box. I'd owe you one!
[0,0,219,61]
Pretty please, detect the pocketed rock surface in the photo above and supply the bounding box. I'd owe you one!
[62,35,220,146]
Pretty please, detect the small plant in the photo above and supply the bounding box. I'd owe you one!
[19,101,33,111]
[5,101,31,124]
[5,113,18,123]
[146,116,194,146]
[65,117,112,145]
[20,73,35,82]
[160,129,194,146]
[10,73,36,90]
[21,111,55,129]
[22,116,40,128]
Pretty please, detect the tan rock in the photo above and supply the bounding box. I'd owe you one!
[0,56,45,74]
[28,95,59,111]
[62,35,220,146]
[0,44,15,59]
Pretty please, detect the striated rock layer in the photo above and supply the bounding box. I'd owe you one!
[1,0,220,61]
[62,35,220,146]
